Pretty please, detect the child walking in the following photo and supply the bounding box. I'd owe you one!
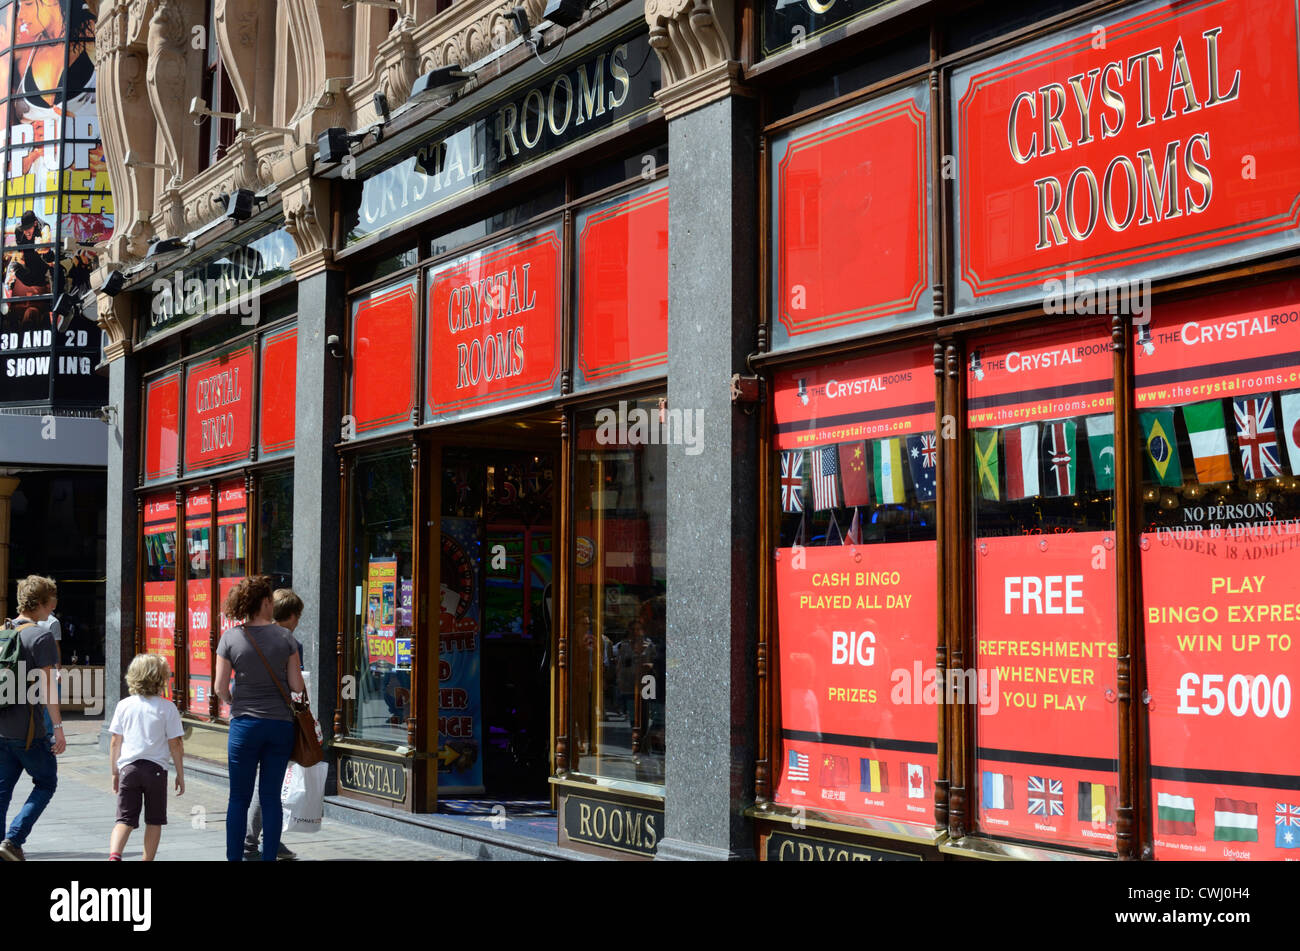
[107,655,185,861]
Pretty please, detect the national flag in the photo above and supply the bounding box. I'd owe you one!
[1076,782,1117,828]
[1085,414,1115,490]
[821,754,850,789]
[981,771,1014,811]
[1042,419,1077,496]
[905,763,931,799]
[1004,424,1040,500]
[1234,396,1283,480]
[872,437,907,504]
[838,441,872,506]
[974,429,1000,500]
[1027,776,1064,816]
[1139,409,1182,486]
[1213,797,1258,842]
[1156,791,1196,835]
[906,432,938,501]
[786,749,810,782]
[859,759,889,794]
[845,507,861,545]
[779,450,805,513]
[1181,400,1233,483]
[812,445,841,510]
[1280,391,1300,475]
[1275,802,1300,849]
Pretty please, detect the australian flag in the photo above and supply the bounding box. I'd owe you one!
[1234,396,1283,480]
[906,432,938,501]
[780,450,804,513]
[1277,802,1300,849]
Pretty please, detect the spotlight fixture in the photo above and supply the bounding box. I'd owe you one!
[508,5,531,38]
[146,236,191,258]
[124,149,169,170]
[317,127,362,165]
[215,188,259,222]
[543,0,587,27]
[373,90,391,124]
[408,66,475,105]
[341,0,402,9]
[99,269,126,296]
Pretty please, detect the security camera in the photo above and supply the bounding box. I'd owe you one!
[189,97,208,117]
[97,404,119,426]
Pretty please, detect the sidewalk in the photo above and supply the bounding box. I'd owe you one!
[4,714,469,861]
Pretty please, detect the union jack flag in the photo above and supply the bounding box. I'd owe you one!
[1234,396,1283,480]
[919,432,937,468]
[1277,802,1300,849]
[1027,776,1064,816]
[779,450,805,513]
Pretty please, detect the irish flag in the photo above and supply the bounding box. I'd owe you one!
[1182,400,1233,483]
[1156,791,1196,836]
[1213,798,1258,842]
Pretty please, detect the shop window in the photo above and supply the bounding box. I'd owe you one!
[142,495,178,698]
[184,487,212,716]
[346,448,414,744]
[967,322,1118,852]
[574,144,668,199]
[215,481,247,720]
[771,346,938,824]
[945,0,1095,52]
[1135,279,1300,861]
[572,397,667,786]
[350,277,419,437]
[767,34,928,119]
[428,183,565,259]
[258,469,294,591]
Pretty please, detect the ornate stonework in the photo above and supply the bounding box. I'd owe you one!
[644,0,747,120]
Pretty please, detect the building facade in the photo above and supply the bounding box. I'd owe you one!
[92,0,1300,861]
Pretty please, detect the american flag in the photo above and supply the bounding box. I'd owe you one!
[780,450,804,513]
[1234,396,1283,480]
[786,750,810,782]
[1027,776,1064,816]
[812,445,841,510]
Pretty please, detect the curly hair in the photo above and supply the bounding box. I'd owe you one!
[221,575,275,622]
[16,575,57,614]
[126,654,171,697]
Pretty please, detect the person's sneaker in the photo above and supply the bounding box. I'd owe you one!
[276,844,298,861]
[0,839,25,862]
[243,848,261,861]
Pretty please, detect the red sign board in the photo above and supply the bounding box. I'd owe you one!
[1134,278,1300,408]
[772,345,935,450]
[143,495,176,529]
[144,371,180,482]
[774,86,930,344]
[967,323,1114,427]
[143,581,177,700]
[575,185,668,387]
[187,578,211,714]
[426,225,563,421]
[774,542,938,823]
[975,531,1118,851]
[1142,526,1300,860]
[954,0,1300,305]
[351,278,418,435]
[184,345,254,473]
[260,326,296,455]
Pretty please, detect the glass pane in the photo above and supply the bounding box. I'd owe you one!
[142,494,178,699]
[257,469,294,591]
[347,449,414,743]
[184,487,212,718]
[968,323,1119,852]
[214,480,247,720]
[572,396,667,786]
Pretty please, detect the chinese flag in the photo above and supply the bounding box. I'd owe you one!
[838,441,872,506]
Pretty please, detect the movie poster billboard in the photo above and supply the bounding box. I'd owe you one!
[365,557,398,665]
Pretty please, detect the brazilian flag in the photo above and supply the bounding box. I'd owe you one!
[973,429,1000,500]
[1139,409,1183,486]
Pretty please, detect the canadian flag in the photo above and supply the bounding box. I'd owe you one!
[1281,391,1300,474]
[906,763,932,799]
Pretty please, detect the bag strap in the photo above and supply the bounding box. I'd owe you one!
[240,627,295,714]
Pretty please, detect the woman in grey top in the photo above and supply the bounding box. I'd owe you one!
[214,576,305,862]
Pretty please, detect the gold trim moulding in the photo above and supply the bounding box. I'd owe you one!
[549,772,665,804]
[940,835,1111,862]
[747,802,946,847]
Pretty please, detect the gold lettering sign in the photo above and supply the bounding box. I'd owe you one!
[766,830,922,861]
[338,756,407,802]
[563,793,663,857]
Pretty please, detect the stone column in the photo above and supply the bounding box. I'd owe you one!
[0,476,20,621]
[645,0,759,860]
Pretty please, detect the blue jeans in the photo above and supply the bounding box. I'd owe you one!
[0,735,58,847]
[226,717,294,862]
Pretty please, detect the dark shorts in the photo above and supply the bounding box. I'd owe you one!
[115,760,168,828]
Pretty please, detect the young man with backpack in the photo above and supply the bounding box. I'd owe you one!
[0,575,64,861]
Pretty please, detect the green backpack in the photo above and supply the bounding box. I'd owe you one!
[0,621,34,710]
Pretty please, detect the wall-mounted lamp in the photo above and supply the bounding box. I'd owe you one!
[326,334,346,359]
[145,236,192,259]
[98,404,119,427]
[99,270,126,296]
[408,66,476,106]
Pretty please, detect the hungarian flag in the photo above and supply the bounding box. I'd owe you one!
[1004,424,1040,500]
[838,441,872,507]
[1276,802,1300,849]
[1281,391,1300,474]
[905,762,931,799]
[859,758,889,794]
[974,429,1000,500]
[1156,791,1196,836]
[1182,400,1233,483]
[982,771,1014,811]
[812,445,841,510]
[1077,782,1117,828]
[1214,798,1258,842]
[1234,396,1283,480]
[821,753,850,789]
[1042,419,1077,496]
[1139,409,1182,486]
[906,432,938,501]
[1085,414,1115,490]
[872,437,907,504]
[779,450,805,513]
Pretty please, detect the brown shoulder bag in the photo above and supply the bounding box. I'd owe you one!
[241,628,324,767]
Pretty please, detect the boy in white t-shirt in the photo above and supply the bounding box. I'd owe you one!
[107,655,186,861]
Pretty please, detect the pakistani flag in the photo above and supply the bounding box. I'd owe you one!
[872,437,907,504]
[1085,414,1115,490]
[1213,798,1258,842]
[1139,409,1183,486]
[1156,791,1196,836]
[974,429,1000,500]
[1182,400,1233,483]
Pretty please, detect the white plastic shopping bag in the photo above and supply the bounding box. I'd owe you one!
[280,760,327,834]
